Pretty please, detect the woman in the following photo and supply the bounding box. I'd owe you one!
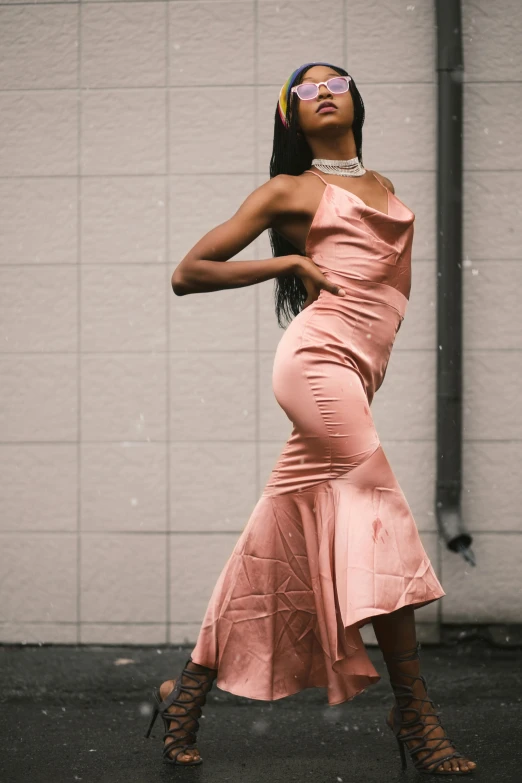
[144,61,477,775]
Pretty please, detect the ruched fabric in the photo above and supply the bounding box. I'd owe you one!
[190,170,445,705]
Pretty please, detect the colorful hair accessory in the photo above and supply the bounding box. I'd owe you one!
[278,61,340,129]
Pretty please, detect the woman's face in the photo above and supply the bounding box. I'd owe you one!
[294,65,354,137]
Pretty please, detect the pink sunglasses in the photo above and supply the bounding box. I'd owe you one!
[290,76,351,101]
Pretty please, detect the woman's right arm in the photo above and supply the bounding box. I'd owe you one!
[171,175,300,296]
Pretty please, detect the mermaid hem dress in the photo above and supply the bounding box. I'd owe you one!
[190,169,446,706]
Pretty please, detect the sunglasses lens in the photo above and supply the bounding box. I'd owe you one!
[295,77,350,100]
[296,83,317,99]
[328,77,349,93]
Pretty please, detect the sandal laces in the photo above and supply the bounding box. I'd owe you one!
[157,659,216,763]
[383,642,465,772]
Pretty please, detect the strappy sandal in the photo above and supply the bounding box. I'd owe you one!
[144,656,217,766]
[383,642,476,775]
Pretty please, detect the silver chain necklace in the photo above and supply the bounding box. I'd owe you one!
[311,156,366,177]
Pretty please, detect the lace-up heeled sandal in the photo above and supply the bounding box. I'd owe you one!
[383,642,476,775]
[144,657,217,766]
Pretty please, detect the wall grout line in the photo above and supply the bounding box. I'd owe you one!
[1,438,520,444]
[0,619,448,627]
[2,348,521,354]
[254,0,260,499]
[4,171,522,177]
[165,0,171,647]
[6,529,514,536]
[76,0,82,647]
[0,531,248,536]
[0,258,519,266]
[2,81,520,90]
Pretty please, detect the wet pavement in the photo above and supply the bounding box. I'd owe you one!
[1,629,520,782]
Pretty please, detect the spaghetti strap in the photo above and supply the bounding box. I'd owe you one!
[307,168,390,198]
[369,170,391,196]
[304,169,329,186]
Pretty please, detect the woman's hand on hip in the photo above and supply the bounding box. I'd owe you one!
[291,256,346,309]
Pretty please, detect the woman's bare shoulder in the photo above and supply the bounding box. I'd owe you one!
[253,173,308,215]
[258,173,304,197]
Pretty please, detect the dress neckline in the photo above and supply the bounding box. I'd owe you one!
[303,172,414,257]
[305,169,392,217]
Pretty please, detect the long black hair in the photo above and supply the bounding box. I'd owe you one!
[268,64,366,329]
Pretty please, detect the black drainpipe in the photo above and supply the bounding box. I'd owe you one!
[435,0,475,566]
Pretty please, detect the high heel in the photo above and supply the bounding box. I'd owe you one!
[383,641,476,775]
[144,656,217,766]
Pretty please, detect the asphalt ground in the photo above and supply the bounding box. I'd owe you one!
[1,630,520,783]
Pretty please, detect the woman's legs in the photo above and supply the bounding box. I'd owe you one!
[157,612,477,770]
[371,606,476,773]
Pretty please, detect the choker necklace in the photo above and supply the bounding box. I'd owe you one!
[312,156,366,177]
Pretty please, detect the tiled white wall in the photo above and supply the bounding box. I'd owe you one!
[1,0,521,645]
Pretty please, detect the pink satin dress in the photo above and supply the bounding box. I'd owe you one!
[190,168,446,706]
